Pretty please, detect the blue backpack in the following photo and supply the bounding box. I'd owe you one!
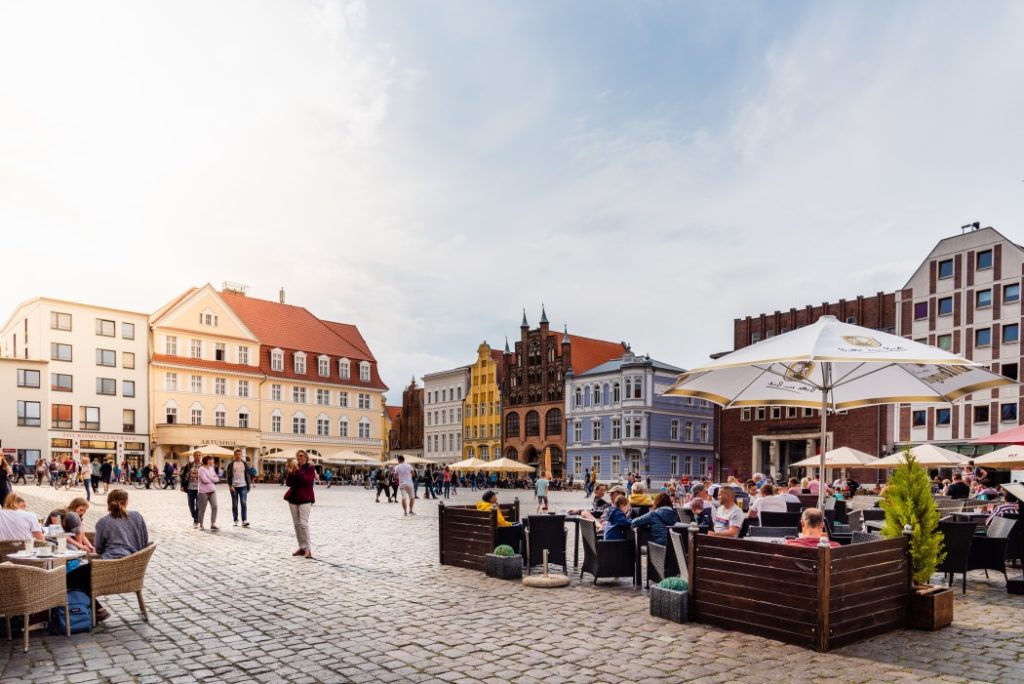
[50,590,92,634]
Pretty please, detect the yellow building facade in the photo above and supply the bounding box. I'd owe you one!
[462,342,503,461]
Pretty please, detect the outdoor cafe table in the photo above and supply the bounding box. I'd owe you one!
[5,548,86,571]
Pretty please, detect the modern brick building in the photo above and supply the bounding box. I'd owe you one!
[501,308,625,478]
[719,292,897,482]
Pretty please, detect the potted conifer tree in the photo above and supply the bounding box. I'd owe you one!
[880,447,952,630]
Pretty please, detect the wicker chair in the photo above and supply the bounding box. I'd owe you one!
[89,544,156,627]
[646,538,679,589]
[579,520,633,585]
[968,518,1013,583]
[846,509,864,533]
[0,563,69,652]
[760,511,802,528]
[523,515,567,575]
[936,520,977,593]
[852,531,883,544]
[747,526,797,539]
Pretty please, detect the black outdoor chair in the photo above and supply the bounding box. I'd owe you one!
[523,515,567,576]
[669,529,689,580]
[846,509,864,533]
[852,531,883,544]
[630,505,652,519]
[786,501,803,513]
[760,511,802,528]
[968,517,1015,583]
[747,526,797,539]
[579,519,634,585]
[1000,514,1022,567]
[861,509,886,523]
[646,536,680,590]
[936,520,977,593]
[675,507,695,525]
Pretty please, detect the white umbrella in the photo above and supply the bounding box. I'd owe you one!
[480,457,535,473]
[970,445,1024,469]
[385,455,432,466]
[864,444,967,468]
[789,446,878,469]
[321,450,378,465]
[449,457,490,471]
[664,315,1012,508]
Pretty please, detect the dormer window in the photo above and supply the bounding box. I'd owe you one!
[294,352,306,374]
[359,361,370,382]
[339,358,350,379]
[318,355,330,377]
[270,349,284,372]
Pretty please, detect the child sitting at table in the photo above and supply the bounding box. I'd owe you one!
[599,496,632,541]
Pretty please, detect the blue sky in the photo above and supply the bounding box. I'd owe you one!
[2,1,1024,399]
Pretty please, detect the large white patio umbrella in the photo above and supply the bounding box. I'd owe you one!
[789,446,878,470]
[865,443,967,469]
[664,315,1012,509]
[481,457,535,473]
[974,445,1024,468]
[449,457,490,471]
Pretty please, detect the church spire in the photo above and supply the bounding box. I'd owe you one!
[521,308,529,328]
[539,303,548,325]
[504,336,511,354]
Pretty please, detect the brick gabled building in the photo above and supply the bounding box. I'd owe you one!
[719,293,896,482]
[501,308,625,477]
[388,378,424,461]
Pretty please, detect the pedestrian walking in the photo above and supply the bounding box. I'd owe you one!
[324,468,333,488]
[535,471,550,513]
[442,466,452,499]
[421,468,436,500]
[226,448,251,527]
[197,455,219,531]
[101,458,112,493]
[13,461,27,485]
[394,455,416,516]
[90,458,101,491]
[284,451,316,558]
[180,451,202,528]
[163,460,175,489]
[34,459,46,486]
[80,456,93,502]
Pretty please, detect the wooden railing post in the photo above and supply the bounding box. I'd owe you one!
[816,543,832,652]
[687,530,698,617]
[438,502,446,565]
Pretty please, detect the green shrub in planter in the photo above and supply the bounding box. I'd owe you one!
[650,577,689,623]
[485,545,523,579]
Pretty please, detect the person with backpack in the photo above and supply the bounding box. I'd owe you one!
[100,458,113,493]
[374,467,392,503]
[180,451,202,528]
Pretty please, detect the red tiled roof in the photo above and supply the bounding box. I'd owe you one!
[219,291,388,391]
[385,406,402,422]
[324,321,375,361]
[151,354,262,376]
[549,332,626,374]
[490,348,506,383]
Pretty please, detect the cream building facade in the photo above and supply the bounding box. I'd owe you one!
[150,285,388,470]
[1,297,151,468]
[0,357,50,467]
[423,365,469,465]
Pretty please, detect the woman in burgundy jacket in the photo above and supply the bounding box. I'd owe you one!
[285,451,317,558]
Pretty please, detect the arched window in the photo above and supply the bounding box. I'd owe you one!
[505,447,518,460]
[358,417,371,438]
[593,384,602,406]
[613,382,621,402]
[525,410,540,437]
[625,379,632,399]
[466,446,475,458]
[505,412,520,438]
[546,408,562,436]
[547,346,556,362]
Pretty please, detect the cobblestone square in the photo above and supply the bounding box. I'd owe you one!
[2,484,1022,684]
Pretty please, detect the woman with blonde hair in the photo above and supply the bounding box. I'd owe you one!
[0,492,44,542]
[61,497,95,553]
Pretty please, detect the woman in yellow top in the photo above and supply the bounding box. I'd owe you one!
[627,482,654,507]
[476,490,513,527]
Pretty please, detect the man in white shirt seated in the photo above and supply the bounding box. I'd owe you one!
[0,492,45,541]
[747,484,789,522]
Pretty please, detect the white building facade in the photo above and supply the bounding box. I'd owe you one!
[422,366,469,465]
[895,226,1024,447]
[0,357,50,468]
[1,298,151,468]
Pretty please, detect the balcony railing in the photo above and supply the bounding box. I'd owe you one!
[259,433,382,447]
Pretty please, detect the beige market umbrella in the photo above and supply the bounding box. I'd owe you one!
[866,444,966,468]
[177,444,238,457]
[974,445,1024,468]
[664,315,1011,508]
[385,455,432,466]
[449,457,489,471]
[482,457,535,473]
[262,448,320,463]
[322,450,378,465]
[789,447,879,469]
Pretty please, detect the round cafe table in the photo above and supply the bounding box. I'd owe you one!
[5,549,86,571]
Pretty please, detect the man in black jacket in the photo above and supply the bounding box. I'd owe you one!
[225,448,252,527]
[179,451,203,528]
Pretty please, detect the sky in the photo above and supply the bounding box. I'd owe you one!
[2,1,1024,400]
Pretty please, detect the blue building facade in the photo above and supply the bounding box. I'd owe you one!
[565,352,714,483]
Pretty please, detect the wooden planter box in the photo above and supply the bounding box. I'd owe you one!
[909,586,953,630]
[438,500,520,572]
[485,553,523,579]
[650,586,688,623]
[687,533,910,652]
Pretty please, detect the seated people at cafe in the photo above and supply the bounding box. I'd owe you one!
[0,492,44,541]
[60,497,96,553]
[686,497,714,528]
[944,473,970,499]
[600,496,633,541]
[708,486,744,538]
[572,484,614,520]
[475,490,513,527]
[807,476,821,495]
[786,478,803,497]
[747,484,789,520]
[986,492,1019,525]
[686,482,715,508]
[785,508,840,548]
[628,482,654,507]
[744,480,758,500]
[630,493,679,545]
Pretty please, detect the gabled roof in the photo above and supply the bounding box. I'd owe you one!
[385,406,402,423]
[901,226,1024,290]
[490,348,506,383]
[578,355,685,377]
[550,332,626,375]
[323,321,376,361]
[220,291,366,360]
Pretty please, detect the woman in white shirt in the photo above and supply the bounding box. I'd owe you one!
[0,492,44,541]
[747,484,789,522]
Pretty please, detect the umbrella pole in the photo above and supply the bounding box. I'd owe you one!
[818,362,831,511]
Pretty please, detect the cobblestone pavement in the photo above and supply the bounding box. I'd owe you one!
[1,483,1022,684]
